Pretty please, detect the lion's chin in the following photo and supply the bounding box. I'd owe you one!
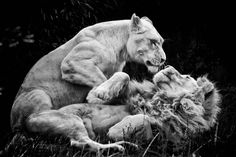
[147,66,160,74]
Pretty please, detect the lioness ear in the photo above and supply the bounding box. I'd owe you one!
[130,13,143,33]
[141,16,153,25]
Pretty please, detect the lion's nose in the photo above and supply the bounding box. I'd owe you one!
[165,65,170,68]
[160,58,165,64]
[159,49,166,65]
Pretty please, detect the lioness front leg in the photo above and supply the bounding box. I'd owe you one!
[61,59,107,87]
[61,41,114,88]
[26,110,136,152]
[86,72,130,104]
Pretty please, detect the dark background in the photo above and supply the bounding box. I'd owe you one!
[0,0,235,156]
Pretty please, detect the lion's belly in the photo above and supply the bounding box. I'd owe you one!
[91,105,129,134]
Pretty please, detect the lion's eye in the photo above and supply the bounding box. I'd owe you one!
[137,49,144,55]
[138,51,144,55]
[150,39,159,47]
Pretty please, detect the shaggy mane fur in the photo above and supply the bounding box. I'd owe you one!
[128,76,221,142]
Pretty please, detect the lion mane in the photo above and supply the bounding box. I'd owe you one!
[128,73,220,142]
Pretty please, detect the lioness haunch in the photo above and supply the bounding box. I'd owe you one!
[26,66,220,152]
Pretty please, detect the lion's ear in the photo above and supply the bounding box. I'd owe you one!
[196,75,208,87]
[197,76,214,94]
[130,13,144,33]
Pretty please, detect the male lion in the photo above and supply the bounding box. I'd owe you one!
[11,14,165,131]
[25,66,220,152]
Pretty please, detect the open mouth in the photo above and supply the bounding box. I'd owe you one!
[146,60,164,73]
[146,60,155,67]
[146,60,167,70]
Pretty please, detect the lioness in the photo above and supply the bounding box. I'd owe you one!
[11,14,165,130]
[26,66,220,152]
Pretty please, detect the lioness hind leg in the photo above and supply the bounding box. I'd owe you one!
[87,72,130,104]
[11,89,53,130]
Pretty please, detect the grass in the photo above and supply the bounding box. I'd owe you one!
[0,125,219,157]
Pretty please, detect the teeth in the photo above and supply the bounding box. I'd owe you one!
[152,58,161,66]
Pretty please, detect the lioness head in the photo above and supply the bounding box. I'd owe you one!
[127,14,166,73]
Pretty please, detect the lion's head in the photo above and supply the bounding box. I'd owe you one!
[153,65,199,97]
[152,66,220,139]
[130,66,221,142]
[126,14,166,73]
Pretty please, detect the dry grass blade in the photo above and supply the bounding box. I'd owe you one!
[142,132,159,157]
[192,139,212,154]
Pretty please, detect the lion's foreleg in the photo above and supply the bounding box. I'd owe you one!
[71,138,138,152]
[71,138,127,152]
[26,109,136,152]
[86,72,130,104]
